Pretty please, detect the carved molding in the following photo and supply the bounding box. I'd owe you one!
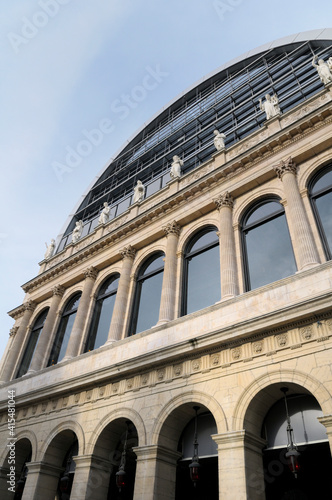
[163,220,181,237]
[273,156,297,180]
[213,191,234,210]
[120,245,136,260]
[24,300,37,313]
[52,285,65,297]
[9,326,19,337]
[83,267,98,281]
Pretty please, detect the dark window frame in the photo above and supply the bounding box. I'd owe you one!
[181,226,219,317]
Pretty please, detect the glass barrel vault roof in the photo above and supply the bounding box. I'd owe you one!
[56,29,332,254]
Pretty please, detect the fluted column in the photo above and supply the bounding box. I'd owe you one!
[28,285,65,373]
[106,246,136,343]
[0,301,36,382]
[158,221,181,324]
[214,192,239,298]
[62,267,98,360]
[273,157,320,271]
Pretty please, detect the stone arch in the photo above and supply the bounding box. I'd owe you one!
[91,265,122,298]
[131,244,166,280]
[233,186,285,226]
[178,217,219,254]
[27,303,51,330]
[38,420,85,462]
[87,407,146,456]
[0,433,35,467]
[298,152,332,191]
[151,390,228,449]
[232,368,332,434]
[57,286,84,316]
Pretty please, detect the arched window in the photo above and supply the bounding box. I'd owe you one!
[242,199,297,290]
[48,293,81,365]
[182,227,220,316]
[16,308,49,378]
[85,274,120,351]
[130,253,165,335]
[309,165,332,260]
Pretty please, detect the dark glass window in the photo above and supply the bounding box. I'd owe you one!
[48,293,81,365]
[309,166,332,260]
[182,227,220,316]
[242,199,297,290]
[16,309,49,378]
[85,274,120,351]
[130,253,165,335]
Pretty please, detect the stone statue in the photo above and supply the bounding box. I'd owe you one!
[44,239,55,260]
[259,93,281,120]
[133,180,145,203]
[312,55,332,85]
[213,130,226,151]
[98,202,110,224]
[170,155,183,179]
[72,220,83,243]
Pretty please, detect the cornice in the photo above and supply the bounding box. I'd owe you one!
[20,88,332,297]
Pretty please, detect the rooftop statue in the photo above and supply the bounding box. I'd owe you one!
[170,155,184,179]
[44,239,55,260]
[312,55,332,85]
[213,130,226,151]
[72,220,83,243]
[259,93,281,120]
[133,180,145,203]
[98,202,110,224]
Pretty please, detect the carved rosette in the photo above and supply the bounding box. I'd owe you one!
[210,354,220,367]
[173,364,183,377]
[213,192,234,210]
[276,333,288,347]
[157,369,165,381]
[231,347,242,360]
[52,284,65,297]
[163,220,181,237]
[300,326,313,341]
[252,341,264,354]
[120,245,136,260]
[192,360,201,372]
[273,157,297,180]
[83,266,98,281]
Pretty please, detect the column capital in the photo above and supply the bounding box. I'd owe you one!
[9,326,19,337]
[273,156,297,180]
[83,266,98,280]
[120,245,136,260]
[162,220,181,237]
[23,300,37,312]
[52,284,65,297]
[318,414,332,431]
[213,191,234,210]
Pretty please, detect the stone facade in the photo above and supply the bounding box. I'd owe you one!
[0,41,332,500]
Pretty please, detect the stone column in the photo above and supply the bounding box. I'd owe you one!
[63,267,98,361]
[28,285,65,373]
[106,246,136,343]
[0,301,36,382]
[214,192,239,298]
[212,430,266,500]
[132,445,181,500]
[318,414,332,455]
[158,221,181,324]
[22,461,63,500]
[273,157,320,270]
[70,455,113,500]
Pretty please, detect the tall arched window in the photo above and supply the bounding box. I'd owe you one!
[242,199,296,290]
[130,253,165,335]
[309,165,332,260]
[16,308,49,378]
[182,227,220,316]
[48,293,81,366]
[85,274,120,351]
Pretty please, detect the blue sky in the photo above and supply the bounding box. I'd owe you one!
[1,0,332,362]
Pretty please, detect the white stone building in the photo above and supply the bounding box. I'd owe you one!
[1,30,332,499]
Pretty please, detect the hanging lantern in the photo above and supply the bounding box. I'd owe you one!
[116,422,129,492]
[189,406,200,486]
[281,387,300,478]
